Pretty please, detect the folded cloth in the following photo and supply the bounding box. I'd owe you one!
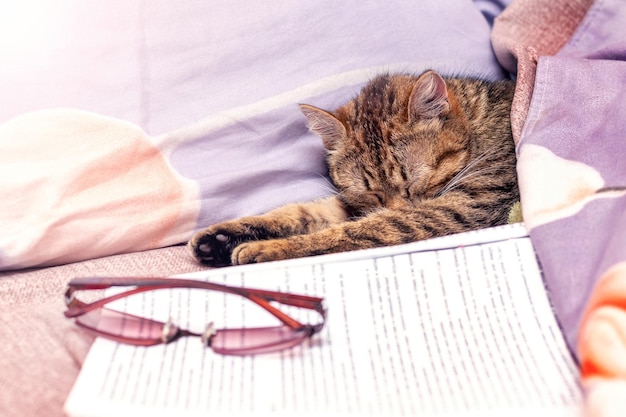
[0,109,199,269]
[493,1,626,416]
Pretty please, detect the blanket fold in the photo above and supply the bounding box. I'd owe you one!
[0,109,199,269]
[494,1,626,416]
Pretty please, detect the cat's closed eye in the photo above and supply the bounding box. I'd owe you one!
[369,191,384,205]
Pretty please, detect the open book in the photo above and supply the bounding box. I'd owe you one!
[64,223,583,417]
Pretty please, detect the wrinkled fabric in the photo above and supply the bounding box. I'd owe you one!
[493,1,626,416]
[0,0,505,270]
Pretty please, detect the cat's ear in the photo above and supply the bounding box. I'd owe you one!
[299,104,346,150]
[408,70,450,121]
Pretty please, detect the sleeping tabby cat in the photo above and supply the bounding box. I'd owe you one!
[189,70,518,266]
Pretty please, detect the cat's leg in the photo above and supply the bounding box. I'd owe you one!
[231,191,514,265]
[231,208,419,264]
[188,196,348,266]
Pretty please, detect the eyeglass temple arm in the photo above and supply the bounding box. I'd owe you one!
[66,277,326,331]
[64,285,165,317]
[69,277,323,305]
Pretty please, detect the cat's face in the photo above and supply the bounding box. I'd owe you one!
[301,71,472,215]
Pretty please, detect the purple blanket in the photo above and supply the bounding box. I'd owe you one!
[493,0,626,415]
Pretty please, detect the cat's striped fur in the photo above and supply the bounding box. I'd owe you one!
[189,70,519,266]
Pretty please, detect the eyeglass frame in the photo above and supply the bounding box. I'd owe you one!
[64,277,326,355]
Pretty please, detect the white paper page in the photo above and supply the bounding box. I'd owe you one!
[65,224,583,417]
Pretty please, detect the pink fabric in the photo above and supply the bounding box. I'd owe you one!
[0,110,199,270]
[578,262,626,417]
[491,0,593,143]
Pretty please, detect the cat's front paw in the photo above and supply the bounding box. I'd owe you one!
[188,226,254,266]
[232,240,294,265]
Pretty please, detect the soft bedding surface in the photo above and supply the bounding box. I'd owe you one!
[0,0,505,271]
[492,0,626,415]
[0,2,509,417]
[2,1,626,417]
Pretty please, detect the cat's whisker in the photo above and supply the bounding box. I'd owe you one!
[293,175,339,196]
[435,145,502,197]
[437,166,502,196]
[437,166,504,196]
[436,164,480,197]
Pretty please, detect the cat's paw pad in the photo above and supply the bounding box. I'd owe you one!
[189,230,240,266]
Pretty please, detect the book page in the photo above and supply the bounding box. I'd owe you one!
[65,224,583,417]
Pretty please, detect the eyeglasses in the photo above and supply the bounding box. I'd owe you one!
[64,277,326,356]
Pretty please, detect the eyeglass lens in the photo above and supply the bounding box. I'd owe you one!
[76,308,309,355]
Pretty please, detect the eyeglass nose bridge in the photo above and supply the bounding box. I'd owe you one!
[201,322,217,347]
[161,318,180,343]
